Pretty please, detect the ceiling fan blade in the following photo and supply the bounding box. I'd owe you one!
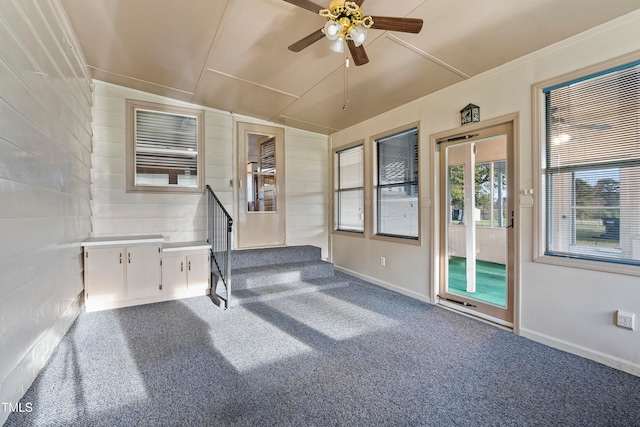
[288,28,325,52]
[347,40,369,66]
[282,0,324,13]
[369,16,423,33]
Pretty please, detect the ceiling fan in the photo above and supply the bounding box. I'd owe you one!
[284,0,423,66]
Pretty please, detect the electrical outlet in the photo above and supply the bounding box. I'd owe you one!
[616,311,635,330]
[380,257,386,267]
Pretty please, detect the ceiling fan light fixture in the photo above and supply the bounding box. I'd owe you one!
[349,26,367,47]
[329,37,345,53]
[324,20,343,41]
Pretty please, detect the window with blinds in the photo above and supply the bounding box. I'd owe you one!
[126,100,204,193]
[334,144,364,233]
[544,61,640,266]
[374,127,419,240]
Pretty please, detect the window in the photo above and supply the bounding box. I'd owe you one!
[543,61,640,266]
[334,144,364,233]
[374,127,419,240]
[126,100,204,193]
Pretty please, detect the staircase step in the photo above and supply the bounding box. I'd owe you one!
[232,260,334,290]
[231,277,350,306]
[230,245,322,269]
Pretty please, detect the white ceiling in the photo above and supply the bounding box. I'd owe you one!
[60,0,640,135]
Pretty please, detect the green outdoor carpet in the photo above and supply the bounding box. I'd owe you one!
[448,256,506,306]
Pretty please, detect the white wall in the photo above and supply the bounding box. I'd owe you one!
[92,81,330,256]
[0,0,92,423]
[285,128,330,258]
[92,81,232,242]
[330,11,640,374]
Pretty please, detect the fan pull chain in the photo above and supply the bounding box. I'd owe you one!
[343,51,350,111]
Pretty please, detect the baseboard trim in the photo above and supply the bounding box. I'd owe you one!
[519,327,640,377]
[334,265,431,304]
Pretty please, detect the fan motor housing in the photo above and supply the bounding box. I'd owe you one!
[328,1,363,21]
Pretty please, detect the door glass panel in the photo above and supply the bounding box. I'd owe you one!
[445,138,508,308]
[246,133,276,212]
[475,163,491,226]
[493,161,507,227]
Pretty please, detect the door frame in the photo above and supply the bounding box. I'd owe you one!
[430,113,520,332]
[236,122,286,249]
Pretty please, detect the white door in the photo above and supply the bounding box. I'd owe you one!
[186,253,210,290]
[161,254,188,295]
[438,122,515,326]
[237,122,285,248]
[85,247,125,305]
[125,244,162,299]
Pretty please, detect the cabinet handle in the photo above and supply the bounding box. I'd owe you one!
[188,261,191,271]
[128,252,131,264]
[119,253,122,264]
[181,261,184,272]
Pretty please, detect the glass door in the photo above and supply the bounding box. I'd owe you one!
[439,123,514,326]
[237,123,285,248]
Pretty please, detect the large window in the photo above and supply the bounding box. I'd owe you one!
[374,127,419,240]
[334,144,364,233]
[126,100,204,193]
[543,61,640,266]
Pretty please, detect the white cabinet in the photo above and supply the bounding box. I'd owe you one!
[82,236,210,312]
[161,243,211,298]
[84,246,126,306]
[123,244,162,299]
[83,235,162,312]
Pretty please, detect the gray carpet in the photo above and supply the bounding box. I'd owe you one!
[5,273,640,426]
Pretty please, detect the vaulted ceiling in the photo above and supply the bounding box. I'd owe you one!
[60,0,640,135]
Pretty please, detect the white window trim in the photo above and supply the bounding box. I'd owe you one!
[532,52,640,277]
[126,99,205,194]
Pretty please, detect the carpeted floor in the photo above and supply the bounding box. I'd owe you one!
[5,272,640,426]
[448,256,507,306]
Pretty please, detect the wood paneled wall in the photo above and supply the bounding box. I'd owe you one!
[285,128,330,258]
[92,81,329,255]
[0,0,92,420]
[92,82,233,242]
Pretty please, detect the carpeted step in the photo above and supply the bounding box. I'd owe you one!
[231,259,334,290]
[231,276,350,306]
[230,245,322,269]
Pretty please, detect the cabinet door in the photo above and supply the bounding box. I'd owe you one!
[126,244,161,299]
[85,247,125,304]
[187,253,210,290]
[161,255,188,294]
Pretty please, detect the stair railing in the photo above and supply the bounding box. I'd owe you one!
[206,185,232,308]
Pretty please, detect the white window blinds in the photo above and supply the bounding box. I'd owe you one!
[335,144,364,232]
[375,127,419,239]
[134,108,199,187]
[544,61,640,265]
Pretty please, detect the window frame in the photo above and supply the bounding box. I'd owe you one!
[333,141,365,235]
[371,124,421,244]
[533,53,640,276]
[126,99,205,194]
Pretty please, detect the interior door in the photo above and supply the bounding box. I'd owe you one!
[438,123,515,326]
[237,123,285,248]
